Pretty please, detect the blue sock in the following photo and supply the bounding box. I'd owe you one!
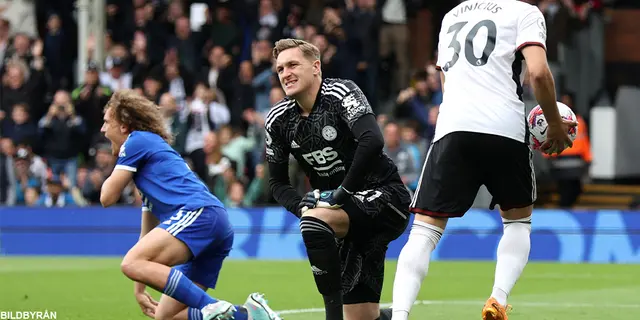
[233,306,248,320]
[188,307,202,320]
[163,269,216,309]
[187,306,247,320]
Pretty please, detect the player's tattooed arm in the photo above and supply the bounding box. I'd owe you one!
[337,80,384,194]
[100,169,133,207]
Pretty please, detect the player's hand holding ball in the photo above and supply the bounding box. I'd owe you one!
[527,102,578,155]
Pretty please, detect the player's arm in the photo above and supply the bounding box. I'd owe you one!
[337,80,385,196]
[100,169,133,207]
[522,46,561,123]
[102,133,148,207]
[134,210,160,298]
[139,209,159,239]
[517,6,562,126]
[265,124,302,217]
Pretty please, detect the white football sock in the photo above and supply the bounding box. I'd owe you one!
[491,216,532,306]
[391,220,444,320]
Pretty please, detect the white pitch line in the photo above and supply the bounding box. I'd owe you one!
[276,300,640,315]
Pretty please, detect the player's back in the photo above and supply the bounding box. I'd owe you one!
[116,131,223,221]
[434,0,546,144]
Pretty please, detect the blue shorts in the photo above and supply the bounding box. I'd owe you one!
[158,206,234,289]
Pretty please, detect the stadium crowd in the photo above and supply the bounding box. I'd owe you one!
[0,0,604,208]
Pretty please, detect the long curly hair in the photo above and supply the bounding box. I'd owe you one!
[104,89,173,144]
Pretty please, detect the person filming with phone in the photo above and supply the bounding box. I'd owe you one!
[38,90,86,186]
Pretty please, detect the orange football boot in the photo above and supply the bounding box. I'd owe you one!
[481,297,511,320]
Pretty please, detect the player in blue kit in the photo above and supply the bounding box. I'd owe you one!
[99,90,281,320]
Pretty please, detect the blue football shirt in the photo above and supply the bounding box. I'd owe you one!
[115,131,223,221]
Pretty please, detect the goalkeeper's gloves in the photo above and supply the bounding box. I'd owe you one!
[297,189,320,217]
[316,186,352,209]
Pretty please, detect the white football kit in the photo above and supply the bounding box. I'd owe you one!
[434,0,548,144]
[390,4,547,320]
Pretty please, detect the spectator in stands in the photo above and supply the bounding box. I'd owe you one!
[100,56,132,92]
[219,125,256,180]
[2,103,37,145]
[281,4,305,40]
[401,121,428,164]
[0,138,14,204]
[158,92,187,154]
[311,32,340,79]
[202,130,232,192]
[225,180,248,208]
[247,163,268,205]
[203,83,231,128]
[343,0,380,108]
[539,0,571,94]
[395,70,439,141]
[129,31,153,88]
[38,90,86,186]
[183,83,219,179]
[71,61,112,157]
[0,0,37,38]
[5,32,32,64]
[383,121,420,191]
[139,71,164,104]
[242,106,266,174]
[207,4,242,56]
[13,140,47,190]
[161,53,193,110]
[12,146,41,205]
[0,18,9,67]
[303,23,318,42]
[212,158,238,203]
[379,0,412,94]
[43,12,71,91]
[1,46,46,122]
[35,174,75,207]
[138,0,166,65]
[231,60,256,126]
[225,163,266,207]
[169,16,199,74]
[251,39,274,114]
[254,0,282,42]
[80,143,115,204]
[200,45,235,105]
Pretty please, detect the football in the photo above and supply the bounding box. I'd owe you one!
[527,102,578,150]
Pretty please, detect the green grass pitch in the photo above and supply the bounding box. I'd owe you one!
[0,258,638,319]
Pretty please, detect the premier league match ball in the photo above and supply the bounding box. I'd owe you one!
[527,102,578,150]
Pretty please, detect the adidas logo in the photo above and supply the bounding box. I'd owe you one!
[311,265,327,275]
[291,141,300,148]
